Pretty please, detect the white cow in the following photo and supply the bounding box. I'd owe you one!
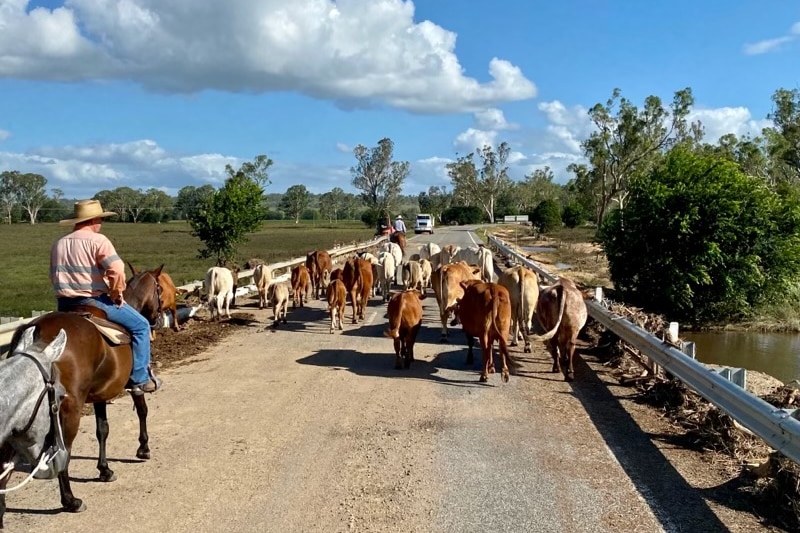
[378,251,397,301]
[419,242,441,261]
[204,266,235,321]
[253,264,272,309]
[454,245,494,282]
[419,258,432,289]
[402,260,423,291]
[429,244,460,272]
[381,242,403,281]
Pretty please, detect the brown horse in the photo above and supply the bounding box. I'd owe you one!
[0,267,162,523]
[390,231,407,258]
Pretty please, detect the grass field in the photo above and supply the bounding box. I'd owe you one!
[0,220,375,317]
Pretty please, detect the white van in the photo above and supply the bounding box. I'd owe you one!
[414,213,434,234]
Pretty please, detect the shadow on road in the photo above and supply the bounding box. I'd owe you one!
[568,349,738,532]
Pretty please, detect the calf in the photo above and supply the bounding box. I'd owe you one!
[419,259,432,290]
[455,280,513,383]
[267,281,291,327]
[384,290,426,369]
[254,263,272,309]
[204,266,234,321]
[291,264,311,308]
[532,277,588,382]
[497,265,539,353]
[431,261,481,340]
[326,279,347,334]
[402,260,423,291]
[330,268,344,282]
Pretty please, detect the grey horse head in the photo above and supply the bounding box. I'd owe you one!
[1,327,67,466]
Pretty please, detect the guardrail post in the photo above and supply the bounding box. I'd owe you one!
[681,341,696,359]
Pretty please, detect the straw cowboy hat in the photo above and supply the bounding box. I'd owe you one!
[396,215,403,219]
[59,199,117,226]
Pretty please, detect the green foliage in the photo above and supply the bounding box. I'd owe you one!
[417,186,451,222]
[361,208,381,228]
[188,156,271,264]
[598,147,800,324]
[447,142,512,223]
[561,202,585,228]
[530,199,562,233]
[441,205,483,225]
[350,138,409,213]
[281,184,310,223]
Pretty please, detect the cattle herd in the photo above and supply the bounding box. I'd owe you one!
[200,239,589,383]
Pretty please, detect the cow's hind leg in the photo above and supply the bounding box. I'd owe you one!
[93,402,117,482]
[479,338,491,382]
[465,334,475,366]
[563,339,577,382]
[548,338,561,374]
[394,338,403,370]
[497,337,510,383]
[131,393,150,460]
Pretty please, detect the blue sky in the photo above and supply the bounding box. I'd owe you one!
[0,0,798,199]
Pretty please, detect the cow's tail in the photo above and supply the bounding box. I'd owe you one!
[384,311,401,339]
[529,284,566,342]
[491,288,519,371]
[517,272,526,336]
[209,268,217,300]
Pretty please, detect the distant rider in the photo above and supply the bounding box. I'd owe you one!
[393,215,407,234]
[51,199,161,395]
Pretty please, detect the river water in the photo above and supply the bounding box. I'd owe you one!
[683,331,800,384]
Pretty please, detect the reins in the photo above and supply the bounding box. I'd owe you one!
[0,351,65,494]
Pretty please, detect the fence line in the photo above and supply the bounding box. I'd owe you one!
[487,234,800,464]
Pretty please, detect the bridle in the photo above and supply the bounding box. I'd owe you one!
[0,351,68,492]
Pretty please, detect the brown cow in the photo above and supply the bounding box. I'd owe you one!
[355,257,374,322]
[384,289,426,369]
[326,279,347,334]
[532,277,588,382]
[156,268,186,332]
[497,265,539,353]
[306,250,333,300]
[266,281,291,326]
[455,280,514,383]
[290,264,311,308]
[431,261,481,341]
[330,267,344,282]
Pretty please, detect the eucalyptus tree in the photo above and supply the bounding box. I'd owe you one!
[350,138,409,214]
[281,184,310,223]
[447,142,512,223]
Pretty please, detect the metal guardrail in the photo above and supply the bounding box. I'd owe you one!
[487,233,800,464]
[0,235,387,353]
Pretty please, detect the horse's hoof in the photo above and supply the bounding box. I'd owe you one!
[64,499,87,513]
[136,449,151,460]
[99,470,117,482]
[479,374,489,383]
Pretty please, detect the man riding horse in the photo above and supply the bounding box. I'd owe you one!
[51,200,161,394]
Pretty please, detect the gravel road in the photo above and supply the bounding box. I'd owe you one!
[2,226,775,532]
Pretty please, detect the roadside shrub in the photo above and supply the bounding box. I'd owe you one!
[562,202,585,228]
[530,200,562,233]
[360,208,381,228]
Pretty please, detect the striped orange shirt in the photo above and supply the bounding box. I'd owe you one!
[50,228,126,299]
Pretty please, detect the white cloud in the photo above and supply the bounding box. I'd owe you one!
[474,108,516,131]
[0,129,9,141]
[742,22,800,55]
[689,107,772,143]
[0,0,536,113]
[537,100,593,155]
[335,142,352,154]
[743,36,794,55]
[453,128,498,153]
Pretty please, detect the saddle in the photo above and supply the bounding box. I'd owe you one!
[68,306,131,346]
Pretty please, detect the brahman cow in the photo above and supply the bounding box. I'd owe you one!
[204,266,235,321]
[266,281,291,327]
[431,261,481,340]
[418,242,441,262]
[377,251,397,301]
[381,242,404,281]
[306,250,333,300]
[384,289,426,369]
[429,243,459,272]
[532,277,588,382]
[402,260,423,291]
[419,258,432,290]
[253,263,272,310]
[290,264,311,308]
[326,279,347,334]
[454,245,494,283]
[497,265,540,353]
[455,280,514,382]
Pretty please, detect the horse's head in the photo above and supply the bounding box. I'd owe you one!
[3,327,68,472]
[125,264,164,327]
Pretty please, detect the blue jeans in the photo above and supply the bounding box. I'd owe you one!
[57,294,152,385]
